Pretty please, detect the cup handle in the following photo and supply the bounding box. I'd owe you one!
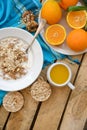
[68,82,75,90]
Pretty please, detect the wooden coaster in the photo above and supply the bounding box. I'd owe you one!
[31,77,52,102]
[3,92,24,112]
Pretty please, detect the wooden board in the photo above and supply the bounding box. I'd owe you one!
[33,55,82,130]
[60,53,87,130]
[0,106,9,130]
[4,88,39,130]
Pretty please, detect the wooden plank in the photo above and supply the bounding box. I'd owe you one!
[33,55,82,130]
[60,53,87,130]
[0,106,9,130]
[5,87,39,130]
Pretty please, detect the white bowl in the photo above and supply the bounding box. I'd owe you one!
[0,27,43,91]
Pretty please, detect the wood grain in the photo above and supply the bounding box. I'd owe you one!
[5,88,39,130]
[33,56,82,130]
[0,106,9,130]
[60,53,87,130]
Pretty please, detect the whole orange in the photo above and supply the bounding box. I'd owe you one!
[66,29,87,52]
[41,0,62,25]
[59,0,78,10]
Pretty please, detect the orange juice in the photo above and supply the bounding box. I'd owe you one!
[50,64,69,84]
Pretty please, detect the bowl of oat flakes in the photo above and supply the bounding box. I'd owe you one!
[0,27,43,91]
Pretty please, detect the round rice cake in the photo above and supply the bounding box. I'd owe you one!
[31,80,52,101]
[3,92,24,112]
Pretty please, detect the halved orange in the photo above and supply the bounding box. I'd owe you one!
[45,24,66,45]
[66,10,87,29]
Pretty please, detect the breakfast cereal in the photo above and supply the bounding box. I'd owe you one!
[0,37,28,80]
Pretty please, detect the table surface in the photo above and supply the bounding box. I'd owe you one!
[0,0,87,129]
[0,53,87,130]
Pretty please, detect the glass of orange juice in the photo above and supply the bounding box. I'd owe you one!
[47,62,75,90]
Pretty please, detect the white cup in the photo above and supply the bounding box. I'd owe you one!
[47,62,75,90]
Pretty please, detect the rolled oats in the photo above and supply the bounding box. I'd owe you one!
[0,37,28,80]
[22,10,38,32]
[22,11,35,24]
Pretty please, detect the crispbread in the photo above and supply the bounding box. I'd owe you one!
[31,77,52,101]
[3,92,24,112]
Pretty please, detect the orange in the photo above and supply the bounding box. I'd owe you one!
[66,10,87,29]
[41,0,62,25]
[59,0,78,10]
[45,24,66,45]
[66,29,87,52]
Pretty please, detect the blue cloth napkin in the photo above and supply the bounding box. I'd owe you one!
[0,0,80,105]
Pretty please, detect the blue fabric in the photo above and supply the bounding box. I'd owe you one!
[0,91,7,105]
[0,0,80,105]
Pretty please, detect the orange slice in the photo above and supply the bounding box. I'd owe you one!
[45,24,66,45]
[66,10,87,29]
